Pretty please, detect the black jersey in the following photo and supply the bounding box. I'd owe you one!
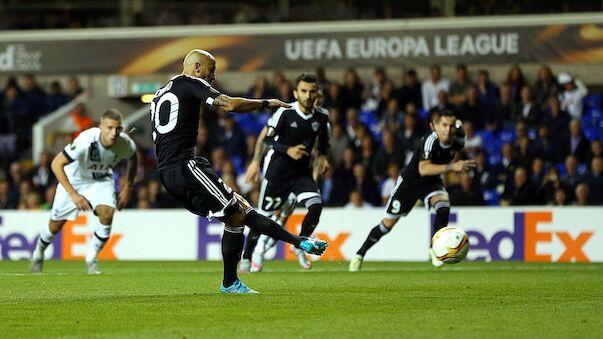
[401,131,464,185]
[151,74,221,171]
[263,102,330,181]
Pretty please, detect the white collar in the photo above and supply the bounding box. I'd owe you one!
[293,102,314,120]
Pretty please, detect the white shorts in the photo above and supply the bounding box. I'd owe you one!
[50,181,116,221]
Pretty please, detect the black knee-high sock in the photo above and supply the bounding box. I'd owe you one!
[433,201,451,235]
[222,229,244,287]
[244,211,302,247]
[357,222,391,256]
[300,201,322,238]
[242,229,260,260]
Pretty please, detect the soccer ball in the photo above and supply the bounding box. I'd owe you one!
[431,227,470,264]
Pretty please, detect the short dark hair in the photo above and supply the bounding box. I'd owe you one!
[295,73,318,88]
[101,109,123,122]
[436,109,456,121]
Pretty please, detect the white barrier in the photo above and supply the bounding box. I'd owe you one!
[1,207,601,262]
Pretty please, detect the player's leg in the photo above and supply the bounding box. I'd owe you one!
[425,190,450,268]
[30,219,67,272]
[350,177,413,272]
[84,204,115,274]
[30,183,77,273]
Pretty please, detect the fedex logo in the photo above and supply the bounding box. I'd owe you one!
[0,215,121,260]
[440,211,594,262]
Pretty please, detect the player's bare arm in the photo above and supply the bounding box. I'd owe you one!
[51,152,92,211]
[315,155,330,176]
[117,153,138,210]
[213,94,290,112]
[418,159,476,176]
[245,127,268,184]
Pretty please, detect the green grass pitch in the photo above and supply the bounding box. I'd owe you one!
[1,260,602,338]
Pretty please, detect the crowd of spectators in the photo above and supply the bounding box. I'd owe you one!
[1,62,602,211]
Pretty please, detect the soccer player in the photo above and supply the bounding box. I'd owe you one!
[246,74,331,272]
[29,109,137,274]
[151,50,327,294]
[349,110,475,271]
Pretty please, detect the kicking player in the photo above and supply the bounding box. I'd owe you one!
[246,74,331,272]
[30,109,137,274]
[349,110,475,271]
[151,50,327,294]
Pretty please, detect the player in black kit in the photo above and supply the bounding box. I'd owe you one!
[151,49,328,293]
[348,110,475,271]
[244,74,331,272]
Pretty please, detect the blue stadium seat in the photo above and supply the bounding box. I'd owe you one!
[577,163,588,175]
[418,109,429,120]
[487,154,502,166]
[528,128,537,140]
[359,110,377,128]
[483,190,499,206]
[230,156,244,175]
[584,126,599,141]
[498,129,516,143]
[555,163,567,177]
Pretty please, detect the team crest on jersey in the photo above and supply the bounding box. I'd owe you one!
[312,121,320,132]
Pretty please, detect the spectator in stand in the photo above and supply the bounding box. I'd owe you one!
[542,166,571,204]
[22,74,48,120]
[397,112,422,166]
[316,67,330,95]
[553,187,569,206]
[531,124,556,164]
[476,69,500,111]
[0,179,17,209]
[504,64,526,103]
[463,121,482,158]
[573,183,592,206]
[218,115,247,160]
[318,166,336,206]
[70,103,95,137]
[513,136,533,170]
[276,80,294,103]
[379,98,403,133]
[534,65,559,107]
[448,63,474,107]
[40,185,56,210]
[458,86,487,129]
[196,125,213,159]
[67,76,84,99]
[472,151,495,190]
[345,190,371,209]
[359,136,377,178]
[429,90,455,119]
[587,139,603,165]
[7,161,24,191]
[340,68,364,112]
[500,166,535,206]
[373,130,404,182]
[557,72,588,120]
[345,108,363,147]
[530,157,546,204]
[586,157,603,204]
[210,147,227,177]
[17,180,35,208]
[562,119,591,163]
[247,75,273,99]
[380,163,400,205]
[514,121,529,144]
[329,124,349,168]
[19,191,42,210]
[395,69,422,110]
[366,67,388,111]
[3,85,30,154]
[562,155,586,195]
[323,81,343,112]
[492,143,517,190]
[332,147,356,206]
[543,96,571,161]
[449,172,484,206]
[47,81,70,112]
[422,64,449,111]
[488,84,512,131]
[31,150,56,194]
[374,79,396,119]
[352,162,380,206]
[512,85,540,127]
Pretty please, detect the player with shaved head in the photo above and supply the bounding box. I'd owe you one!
[151,49,328,294]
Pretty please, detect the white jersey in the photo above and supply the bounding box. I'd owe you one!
[62,127,136,184]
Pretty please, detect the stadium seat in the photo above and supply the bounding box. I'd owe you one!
[487,153,502,166]
[483,189,499,206]
[583,94,602,111]
[577,163,588,175]
[230,156,244,175]
[555,163,567,177]
[498,129,516,143]
[584,126,599,141]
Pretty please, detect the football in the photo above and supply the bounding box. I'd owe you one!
[431,227,470,264]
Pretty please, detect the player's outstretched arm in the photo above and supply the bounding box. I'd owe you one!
[51,152,92,211]
[212,95,291,112]
[418,159,476,176]
[117,153,138,210]
[245,126,268,184]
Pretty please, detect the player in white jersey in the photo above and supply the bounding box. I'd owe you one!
[29,109,138,274]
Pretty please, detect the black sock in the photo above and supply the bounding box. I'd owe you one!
[357,222,390,257]
[242,229,261,260]
[300,223,316,238]
[222,230,244,287]
[244,211,302,247]
[432,201,450,236]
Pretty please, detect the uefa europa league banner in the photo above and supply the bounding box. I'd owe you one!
[1,23,603,74]
[1,207,602,262]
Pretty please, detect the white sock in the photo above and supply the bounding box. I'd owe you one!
[85,222,111,263]
[32,227,55,261]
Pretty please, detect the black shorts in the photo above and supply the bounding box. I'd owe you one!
[258,175,320,213]
[384,176,448,219]
[159,157,237,219]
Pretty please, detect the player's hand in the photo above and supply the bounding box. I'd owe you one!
[233,191,252,211]
[267,99,291,109]
[451,159,477,172]
[117,188,132,210]
[287,144,309,160]
[70,193,92,211]
[316,155,330,176]
[245,160,261,184]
